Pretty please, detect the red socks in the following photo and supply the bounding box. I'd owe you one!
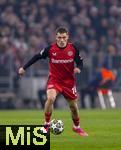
[72,117,80,127]
[44,112,51,123]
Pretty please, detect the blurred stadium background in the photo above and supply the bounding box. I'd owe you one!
[0,0,121,109]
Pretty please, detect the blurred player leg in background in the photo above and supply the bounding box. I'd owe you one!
[38,89,46,109]
[80,88,96,108]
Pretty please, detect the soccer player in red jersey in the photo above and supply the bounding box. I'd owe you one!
[18,27,88,136]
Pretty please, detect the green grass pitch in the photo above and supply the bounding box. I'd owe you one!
[0,109,121,150]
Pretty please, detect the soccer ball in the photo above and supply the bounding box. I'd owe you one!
[50,119,64,135]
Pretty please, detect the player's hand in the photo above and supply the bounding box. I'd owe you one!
[18,67,25,76]
[74,67,81,74]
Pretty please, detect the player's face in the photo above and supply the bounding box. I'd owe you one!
[56,32,69,48]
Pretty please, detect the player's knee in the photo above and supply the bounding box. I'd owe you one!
[70,103,78,112]
[69,101,76,108]
[70,105,76,111]
[47,96,56,104]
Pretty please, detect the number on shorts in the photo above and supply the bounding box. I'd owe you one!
[72,86,77,96]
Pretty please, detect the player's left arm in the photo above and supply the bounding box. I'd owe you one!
[73,45,83,73]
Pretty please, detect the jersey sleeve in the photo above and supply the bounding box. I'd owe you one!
[23,46,50,70]
[73,45,83,70]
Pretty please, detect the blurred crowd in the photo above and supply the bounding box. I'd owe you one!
[0,0,121,73]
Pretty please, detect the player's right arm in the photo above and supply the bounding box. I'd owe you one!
[18,46,50,76]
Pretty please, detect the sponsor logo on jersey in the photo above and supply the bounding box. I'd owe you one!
[51,58,73,63]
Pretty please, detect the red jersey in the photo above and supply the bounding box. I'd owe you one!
[48,43,76,85]
[23,42,83,86]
